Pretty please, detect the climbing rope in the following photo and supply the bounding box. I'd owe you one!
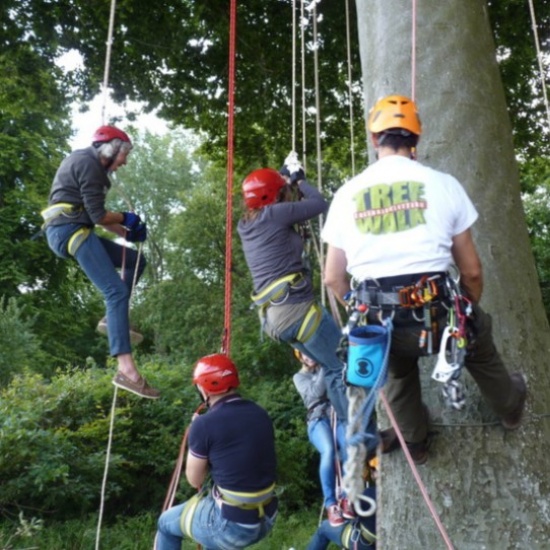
[221,0,237,356]
[410,0,417,102]
[379,390,455,550]
[344,0,356,177]
[527,0,550,130]
[95,387,119,550]
[100,0,117,124]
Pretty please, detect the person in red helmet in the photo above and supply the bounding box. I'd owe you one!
[237,153,360,441]
[42,125,159,399]
[155,354,278,550]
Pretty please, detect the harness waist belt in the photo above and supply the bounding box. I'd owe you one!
[356,272,449,308]
[41,203,83,224]
[251,273,304,306]
[215,484,277,524]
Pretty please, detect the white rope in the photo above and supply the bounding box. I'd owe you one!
[342,386,368,505]
[300,0,308,167]
[101,0,117,124]
[95,386,118,550]
[527,0,550,130]
[310,1,327,308]
[292,0,297,152]
[345,0,356,176]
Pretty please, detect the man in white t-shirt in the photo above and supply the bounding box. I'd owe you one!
[322,95,526,464]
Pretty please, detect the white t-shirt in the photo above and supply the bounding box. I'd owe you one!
[321,155,478,280]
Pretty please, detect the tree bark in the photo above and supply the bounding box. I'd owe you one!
[355,1,550,548]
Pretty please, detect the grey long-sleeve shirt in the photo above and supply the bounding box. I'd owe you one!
[47,146,111,226]
[237,181,328,305]
[293,367,330,422]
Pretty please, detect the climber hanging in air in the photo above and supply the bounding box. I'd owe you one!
[237,153,377,449]
[42,125,159,399]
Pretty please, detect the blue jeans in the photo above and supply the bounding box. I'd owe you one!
[280,307,349,421]
[46,223,146,357]
[156,493,277,550]
[308,416,347,508]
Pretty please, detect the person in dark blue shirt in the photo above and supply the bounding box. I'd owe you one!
[155,354,277,550]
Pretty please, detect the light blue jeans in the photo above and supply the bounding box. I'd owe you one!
[45,223,146,356]
[156,493,277,550]
[281,307,349,422]
[308,416,347,508]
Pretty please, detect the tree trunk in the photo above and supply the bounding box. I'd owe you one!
[355,1,550,548]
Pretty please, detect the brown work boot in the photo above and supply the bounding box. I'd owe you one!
[379,428,400,454]
[379,428,430,465]
[501,373,527,430]
[405,439,429,465]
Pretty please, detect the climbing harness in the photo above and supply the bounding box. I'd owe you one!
[251,273,322,344]
[251,272,305,307]
[40,202,83,224]
[341,518,377,549]
[214,483,276,517]
[179,490,206,539]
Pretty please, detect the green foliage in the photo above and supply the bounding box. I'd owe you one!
[0,508,322,550]
[0,297,42,387]
[0,353,320,520]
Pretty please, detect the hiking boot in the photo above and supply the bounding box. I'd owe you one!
[339,497,356,520]
[405,439,429,465]
[501,373,527,430]
[97,317,144,345]
[112,372,160,399]
[326,504,345,527]
[380,428,430,465]
[379,428,400,454]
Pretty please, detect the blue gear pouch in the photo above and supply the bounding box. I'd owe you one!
[347,325,389,388]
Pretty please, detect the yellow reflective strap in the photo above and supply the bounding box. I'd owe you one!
[217,482,275,505]
[251,274,303,306]
[67,227,91,256]
[296,303,322,343]
[40,203,79,223]
[179,492,204,539]
[341,523,353,548]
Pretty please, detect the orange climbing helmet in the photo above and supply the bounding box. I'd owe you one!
[193,354,240,395]
[242,168,286,209]
[367,95,422,136]
[92,125,132,145]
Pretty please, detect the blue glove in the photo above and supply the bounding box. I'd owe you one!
[121,211,142,230]
[125,222,147,242]
[279,151,305,184]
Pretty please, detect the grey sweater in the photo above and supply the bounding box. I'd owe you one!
[237,181,328,305]
[47,147,111,226]
[293,367,330,422]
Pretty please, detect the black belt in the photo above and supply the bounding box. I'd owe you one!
[356,271,450,309]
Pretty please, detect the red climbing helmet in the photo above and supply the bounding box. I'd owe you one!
[193,354,240,395]
[92,125,132,145]
[242,168,286,209]
[367,95,422,136]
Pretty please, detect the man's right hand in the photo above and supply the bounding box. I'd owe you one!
[121,211,142,230]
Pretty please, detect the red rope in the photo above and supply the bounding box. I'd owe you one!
[411,0,417,101]
[222,0,237,356]
[379,390,455,549]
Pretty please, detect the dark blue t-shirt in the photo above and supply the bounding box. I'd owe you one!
[188,394,277,492]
